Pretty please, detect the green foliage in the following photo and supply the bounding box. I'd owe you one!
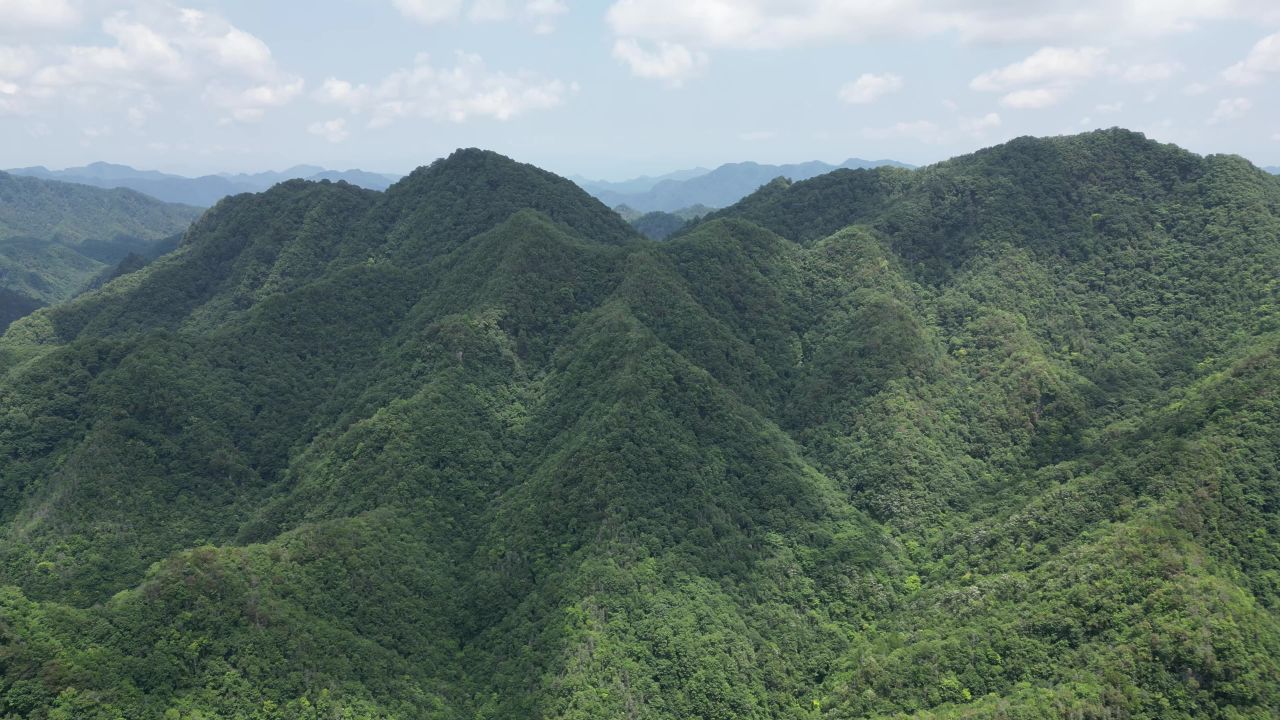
[2,135,1280,718]
[0,172,200,330]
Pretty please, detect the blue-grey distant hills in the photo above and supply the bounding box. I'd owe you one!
[6,162,402,207]
[1266,166,1279,175]
[579,158,913,213]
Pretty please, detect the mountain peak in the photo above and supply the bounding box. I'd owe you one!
[378,148,639,255]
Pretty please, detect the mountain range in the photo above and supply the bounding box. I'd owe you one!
[1,131,1279,718]
[6,162,402,207]
[578,158,913,212]
[0,171,200,330]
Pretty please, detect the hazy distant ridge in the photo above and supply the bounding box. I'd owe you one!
[579,158,913,212]
[6,162,401,207]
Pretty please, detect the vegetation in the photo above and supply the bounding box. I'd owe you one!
[0,172,200,331]
[1,134,1279,718]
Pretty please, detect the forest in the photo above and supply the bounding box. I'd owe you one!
[0,129,1278,719]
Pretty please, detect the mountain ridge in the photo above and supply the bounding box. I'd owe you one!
[6,163,402,208]
[1,130,1279,718]
[581,157,913,212]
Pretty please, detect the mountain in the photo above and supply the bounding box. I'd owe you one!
[574,166,712,196]
[6,163,402,207]
[2,133,1280,719]
[625,205,715,240]
[1266,166,1279,174]
[584,158,913,212]
[0,171,201,330]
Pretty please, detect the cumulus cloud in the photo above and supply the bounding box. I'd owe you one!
[0,3,301,122]
[971,47,1108,92]
[392,0,465,24]
[838,73,903,104]
[394,0,567,32]
[971,46,1111,110]
[605,1,1280,83]
[611,39,707,86]
[1223,31,1280,85]
[1209,96,1252,124]
[308,117,349,143]
[999,87,1066,109]
[0,0,79,33]
[319,52,570,126]
[607,0,1280,49]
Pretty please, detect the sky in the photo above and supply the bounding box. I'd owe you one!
[1,0,1280,179]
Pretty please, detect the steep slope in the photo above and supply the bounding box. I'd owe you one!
[1,133,1279,719]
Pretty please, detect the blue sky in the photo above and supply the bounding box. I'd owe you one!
[1,0,1279,179]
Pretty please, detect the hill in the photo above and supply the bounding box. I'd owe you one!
[1,134,1279,718]
[583,158,912,212]
[0,172,201,330]
[7,163,402,207]
[574,166,711,196]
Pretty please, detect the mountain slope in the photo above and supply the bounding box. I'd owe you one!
[586,158,912,212]
[1,133,1279,719]
[0,171,200,331]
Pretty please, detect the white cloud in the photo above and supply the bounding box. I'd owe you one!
[1000,87,1067,109]
[309,117,350,143]
[1122,61,1182,83]
[961,112,1001,134]
[392,0,465,24]
[0,0,79,33]
[606,1,1280,49]
[396,0,567,32]
[526,0,568,33]
[838,72,903,104]
[971,47,1108,92]
[0,3,300,122]
[612,38,706,86]
[1223,31,1280,85]
[971,46,1111,110]
[1209,96,1252,124]
[319,52,569,125]
[604,1,1280,84]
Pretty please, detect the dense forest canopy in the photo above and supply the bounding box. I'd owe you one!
[0,172,200,332]
[1,130,1279,719]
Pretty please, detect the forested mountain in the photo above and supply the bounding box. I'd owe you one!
[6,163,402,207]
[619,204,714,240]
[574,167,711,197]
[583,158,912,212]
[0,172,200,331]
[1,131,1279,719]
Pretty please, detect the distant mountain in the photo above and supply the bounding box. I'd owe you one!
[1266,166,1279,175]
[624,204,715,240]
[6,163,402,207]
[0,171,199,329]
[573,166,712,196]
[582,158,913,212]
